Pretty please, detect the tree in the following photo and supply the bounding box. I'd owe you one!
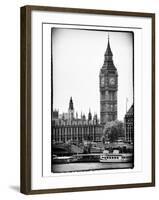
[103,120,125,143]
[65,139,72,153]
[101,135,106,145]
[83,140,92,154]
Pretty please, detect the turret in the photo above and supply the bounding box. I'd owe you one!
[88,109,92,121]
[68,97,74,120]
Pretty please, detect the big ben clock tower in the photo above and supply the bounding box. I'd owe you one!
[99,36,118,125]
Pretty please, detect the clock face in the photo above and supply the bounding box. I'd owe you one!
[101,77,104,86]
[109,77,115,85]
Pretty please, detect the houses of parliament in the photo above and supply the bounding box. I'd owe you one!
[52,37,134,144]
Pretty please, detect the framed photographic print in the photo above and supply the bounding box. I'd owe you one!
[20,5,155,194]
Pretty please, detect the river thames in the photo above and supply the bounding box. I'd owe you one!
[52,162,133,173]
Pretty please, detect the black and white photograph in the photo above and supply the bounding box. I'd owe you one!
[51,28,134,173]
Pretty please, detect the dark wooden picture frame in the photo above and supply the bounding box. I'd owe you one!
[20,5,155,195]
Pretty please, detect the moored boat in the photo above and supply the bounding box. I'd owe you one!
[53,155,78,164]
[100,150,133,163]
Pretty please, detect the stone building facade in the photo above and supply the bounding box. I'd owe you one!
[52,98,103,144]
[124,104,134,143]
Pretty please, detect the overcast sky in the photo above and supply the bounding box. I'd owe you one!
[52,28,133,121]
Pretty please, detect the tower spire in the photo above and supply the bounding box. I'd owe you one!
[102,33,116,70]
[68,97,74,120]
[69,97,74,110]
[88,108,92,121]
[105,34,113,57]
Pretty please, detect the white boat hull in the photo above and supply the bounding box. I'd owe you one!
[100,153,132,163]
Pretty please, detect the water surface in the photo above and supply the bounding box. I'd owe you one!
[52,162,133,173]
